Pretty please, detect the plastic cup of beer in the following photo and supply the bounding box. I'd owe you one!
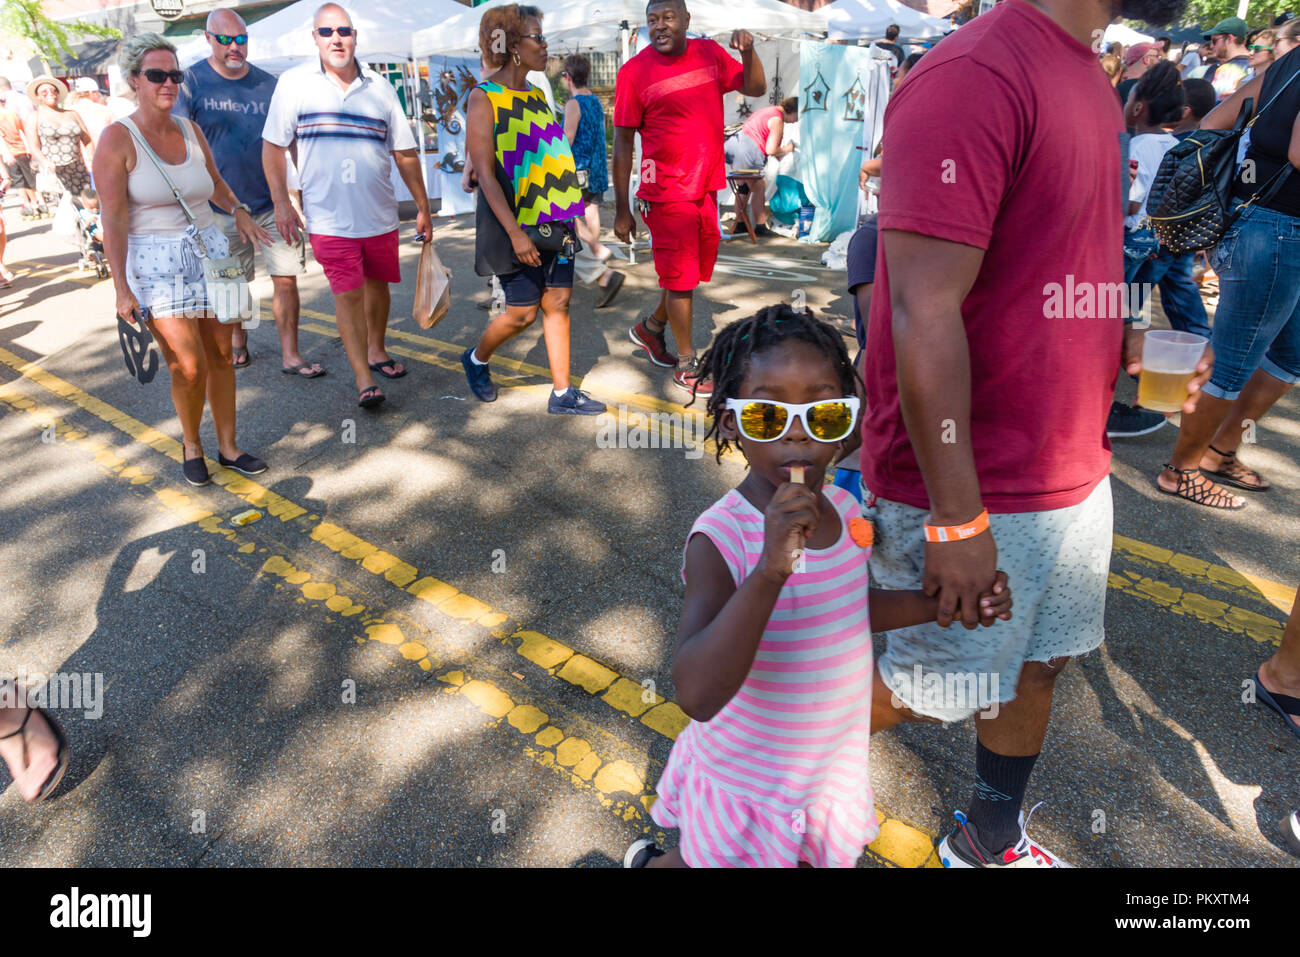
[1137,330,1208,413]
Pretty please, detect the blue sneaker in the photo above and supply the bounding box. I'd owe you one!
[548,386,606,416]
[461,347,497,402]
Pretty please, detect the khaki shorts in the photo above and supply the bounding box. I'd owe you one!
[213,208,305,279]
[863,477,1112,722]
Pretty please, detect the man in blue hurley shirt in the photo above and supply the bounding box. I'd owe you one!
[174,7,324,378]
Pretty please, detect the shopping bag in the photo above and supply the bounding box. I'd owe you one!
[52,193,79,245]
[413,241,451,330]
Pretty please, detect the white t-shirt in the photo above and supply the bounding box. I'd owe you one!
[1126,131,1178,231]
[262,59,416,238]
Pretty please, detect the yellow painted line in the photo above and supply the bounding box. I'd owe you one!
[35,256,1291,866]
[1,384,667,836]
[297,305,702,419]
[0,353,936,867]
[1114,533,1295,616]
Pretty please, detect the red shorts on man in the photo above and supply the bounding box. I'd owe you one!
[308,230,401,294]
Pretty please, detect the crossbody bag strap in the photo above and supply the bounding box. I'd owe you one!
[122,118,210,257]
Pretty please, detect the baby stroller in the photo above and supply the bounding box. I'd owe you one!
[72,190,108,279]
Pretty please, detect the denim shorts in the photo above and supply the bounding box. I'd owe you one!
[498,247,574,306]
[125,226,230,320]
[1205,203,1300,399]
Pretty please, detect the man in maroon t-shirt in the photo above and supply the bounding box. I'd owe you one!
[612,0,765,396]
[862,0,1202,868]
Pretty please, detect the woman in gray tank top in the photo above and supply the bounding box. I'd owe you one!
[94,33,273,488]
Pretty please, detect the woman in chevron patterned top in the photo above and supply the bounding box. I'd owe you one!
[460,3,606,417]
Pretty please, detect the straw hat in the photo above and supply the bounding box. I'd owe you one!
[26,74,68,105]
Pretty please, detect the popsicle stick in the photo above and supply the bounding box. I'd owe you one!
[791,466,805,485]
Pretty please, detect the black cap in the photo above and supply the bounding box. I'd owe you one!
[1275,12,1296,25]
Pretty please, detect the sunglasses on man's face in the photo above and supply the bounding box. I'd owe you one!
[141,69,184,85]
[725,397,860,444]
[316,26,355,37]
[208,31,248,45]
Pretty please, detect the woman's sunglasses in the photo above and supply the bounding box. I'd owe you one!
[725,397,860,443]
[523,33,547,43]
[140,69,184,85]
[316,26,355,37]
[207,32,248,45]
[1251,44,1273,52]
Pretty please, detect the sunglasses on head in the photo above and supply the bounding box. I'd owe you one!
[141,69,184,85]
[207,31,248,45]
[316,26,354,37]
[725,397,860,444]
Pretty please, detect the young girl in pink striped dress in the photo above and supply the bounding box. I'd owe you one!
[626,306,1011,868]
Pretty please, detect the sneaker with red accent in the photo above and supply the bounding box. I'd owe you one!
[629,319,676,368]
[937,803,1068,868]
[673,356,713,397]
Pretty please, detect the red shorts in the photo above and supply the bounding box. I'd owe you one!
[644,193,720,292]
[308,230,401,294]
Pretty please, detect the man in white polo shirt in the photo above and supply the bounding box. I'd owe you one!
[262,2,432,409]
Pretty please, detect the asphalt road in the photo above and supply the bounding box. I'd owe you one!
[0,198,1296,868]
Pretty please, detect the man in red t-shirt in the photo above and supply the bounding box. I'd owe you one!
[862,0,1201,868]
[612,0,765,396]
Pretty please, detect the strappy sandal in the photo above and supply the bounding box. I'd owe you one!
[1203,444,1270,492]
[1158,464,1246,509]
[1255,670,1300,742]
[0,701,70,802]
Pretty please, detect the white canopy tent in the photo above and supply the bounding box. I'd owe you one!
[1102,22,1154,48]
[820,0,951,42]
[411,0,829,58]
[176,0,471,67]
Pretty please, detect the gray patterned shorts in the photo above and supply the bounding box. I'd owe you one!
[862,478,1112,722]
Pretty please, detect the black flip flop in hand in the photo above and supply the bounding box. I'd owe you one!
[117,309,159,385]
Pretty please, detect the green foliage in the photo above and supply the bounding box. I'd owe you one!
[1182,0,1293,29]
[0,0,121,70]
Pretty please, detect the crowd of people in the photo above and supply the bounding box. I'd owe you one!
[1,0,1298,868]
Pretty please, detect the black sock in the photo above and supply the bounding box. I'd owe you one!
[965,741,1039,853]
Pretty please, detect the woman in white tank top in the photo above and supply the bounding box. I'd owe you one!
[94,34,274,488]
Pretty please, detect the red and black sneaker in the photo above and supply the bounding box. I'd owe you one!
[673,356,713,397]
[629,319,676,368]
[937,804,1068,868]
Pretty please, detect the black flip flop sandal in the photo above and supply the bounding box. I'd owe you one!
[1255,670,1300,742]
[281,363,326,378]
[368,360,407,379]
[1158,465,1246,509]
[232,346,250,369]
[1203,444,1270,492]
[358,386,385,408]
[0,704,70,802]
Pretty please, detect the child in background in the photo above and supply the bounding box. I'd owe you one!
[76,187,101,241]
[625,305,1012,868]
[1123,62,1185,289]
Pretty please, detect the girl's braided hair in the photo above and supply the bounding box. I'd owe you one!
[690,304,862,463]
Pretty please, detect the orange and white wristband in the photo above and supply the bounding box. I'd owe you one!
[923,509,990,544]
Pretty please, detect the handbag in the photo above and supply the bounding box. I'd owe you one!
[523,220,579,258]
[1148,63,1300,253]
[123,120,250,324]
[117,311,159,384]
[412,241,451,330]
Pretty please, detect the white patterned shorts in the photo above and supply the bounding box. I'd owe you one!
[862,477,1113,722]
[125,226,231,320]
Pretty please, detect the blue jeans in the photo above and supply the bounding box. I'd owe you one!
[1205,203,1300,399]
[1127,249,1212,340]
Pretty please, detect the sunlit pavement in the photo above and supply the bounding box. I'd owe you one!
[1,200,1296,867]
